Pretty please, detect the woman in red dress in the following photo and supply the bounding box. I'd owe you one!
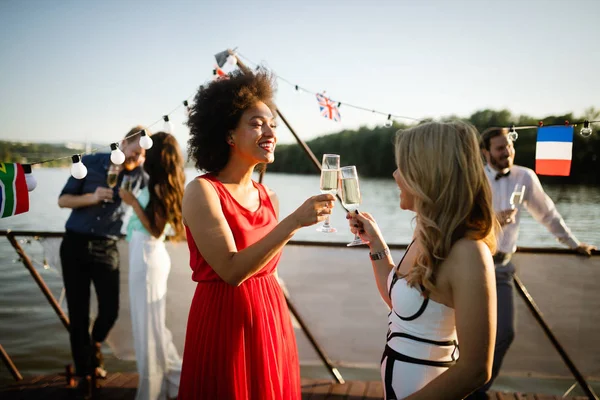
[178,69,335,399]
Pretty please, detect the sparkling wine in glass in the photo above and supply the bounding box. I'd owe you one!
[340,165,369,246]
[121,175,132,191]
[105,164,120,203]
[509,183,526,210]
[316,154,340,233]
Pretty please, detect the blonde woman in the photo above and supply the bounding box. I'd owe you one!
[348,121,498,399]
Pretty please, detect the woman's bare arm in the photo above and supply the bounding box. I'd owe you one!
[183,178,333,286]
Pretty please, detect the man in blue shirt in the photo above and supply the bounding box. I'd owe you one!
[58,126,148,392]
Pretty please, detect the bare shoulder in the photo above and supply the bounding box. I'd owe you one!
[261,183,277,198]
[182,177,219,215]
[447,238,494,274]
[184,176,215,199]
[262,183,279,217]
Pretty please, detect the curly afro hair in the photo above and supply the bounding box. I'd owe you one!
[187,69,277,173]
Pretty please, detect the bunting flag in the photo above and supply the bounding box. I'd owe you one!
[316,93,341,122]
[535,126,573,176]
[0,163,30,218]
[213,66,229,81]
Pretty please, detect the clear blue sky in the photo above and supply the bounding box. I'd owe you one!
[1,0,598,150]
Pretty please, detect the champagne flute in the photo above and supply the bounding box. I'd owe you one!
[105,164,120,203]
[509,183,526,210]
[316,154,340,233]
[340,165,369,246]
[121,175,132,192]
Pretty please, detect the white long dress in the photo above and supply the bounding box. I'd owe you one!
[127,188,181,400]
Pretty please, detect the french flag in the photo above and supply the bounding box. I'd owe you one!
[535,126,573,176]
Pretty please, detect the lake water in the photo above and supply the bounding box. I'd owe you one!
[1,168,599,382]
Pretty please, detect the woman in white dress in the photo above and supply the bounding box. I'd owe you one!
[119,132,185,400]
[348,121,498,399]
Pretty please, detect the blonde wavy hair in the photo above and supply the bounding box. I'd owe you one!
[395,121,497,294]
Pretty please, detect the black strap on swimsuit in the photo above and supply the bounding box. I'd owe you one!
[382,342,458,400]
[389,240,429,321]
[388,240,415,298]
[381,335,459,400]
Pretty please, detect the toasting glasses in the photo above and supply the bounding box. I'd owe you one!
[340,165,369,246]
[317,154,340,233]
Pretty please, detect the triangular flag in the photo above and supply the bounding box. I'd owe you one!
[535,126,573,176]
[214,50,230,68]
[213,66,229,81]
[316,93,341,122]
[0,163,30,218]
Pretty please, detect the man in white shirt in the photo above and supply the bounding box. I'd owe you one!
[467,127,595,398]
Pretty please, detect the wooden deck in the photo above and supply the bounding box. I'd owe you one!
[0,374,590,399]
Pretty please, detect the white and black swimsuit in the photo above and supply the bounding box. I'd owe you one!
[381,243,459,399]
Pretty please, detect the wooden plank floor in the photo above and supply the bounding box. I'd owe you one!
[0,374,590,399]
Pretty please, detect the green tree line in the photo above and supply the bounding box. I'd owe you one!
[0,142,76,167]
[0,141,195,168]
[268,108,600,185]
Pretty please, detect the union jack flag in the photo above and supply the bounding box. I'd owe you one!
[316,93,341,122]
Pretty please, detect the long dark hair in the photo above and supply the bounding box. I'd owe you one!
[143,132,185,240]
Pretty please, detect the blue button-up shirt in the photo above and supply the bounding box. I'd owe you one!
[60,153,147,239]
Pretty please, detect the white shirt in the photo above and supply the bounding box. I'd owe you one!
[484,164,580,254]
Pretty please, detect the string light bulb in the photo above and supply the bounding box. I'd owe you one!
[508,126,519,141]
[580,120,593,137]
[109,143,125,165]
[163,115,173,134]
[22,164,37,192]
[384,114,393,128]
[70,155,87,179]
[183,100,191,116]
[139,129,153,149]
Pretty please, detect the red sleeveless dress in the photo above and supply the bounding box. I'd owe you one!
[178,174,301,400]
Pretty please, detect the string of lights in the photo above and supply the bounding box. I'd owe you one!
[235,51,598,137]
[10,48,599,183]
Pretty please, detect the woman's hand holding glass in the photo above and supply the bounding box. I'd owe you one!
[291,194,336,228]
[346,210,384,249]
[118,187,137,206]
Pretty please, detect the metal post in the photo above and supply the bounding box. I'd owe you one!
[6,231,70,331]
[513,273,598,399]
[0,344,23,381]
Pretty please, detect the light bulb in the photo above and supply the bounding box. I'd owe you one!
[384,115,393,128]
[508,127,518,141]
[580,120,593,138]
[163,115,173,134]
[226,54,237,66]
[22,164,37,192]
[139,129,153,149]
[110,143,125,165]
[183,100,191,116]
[70,155,88,179]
